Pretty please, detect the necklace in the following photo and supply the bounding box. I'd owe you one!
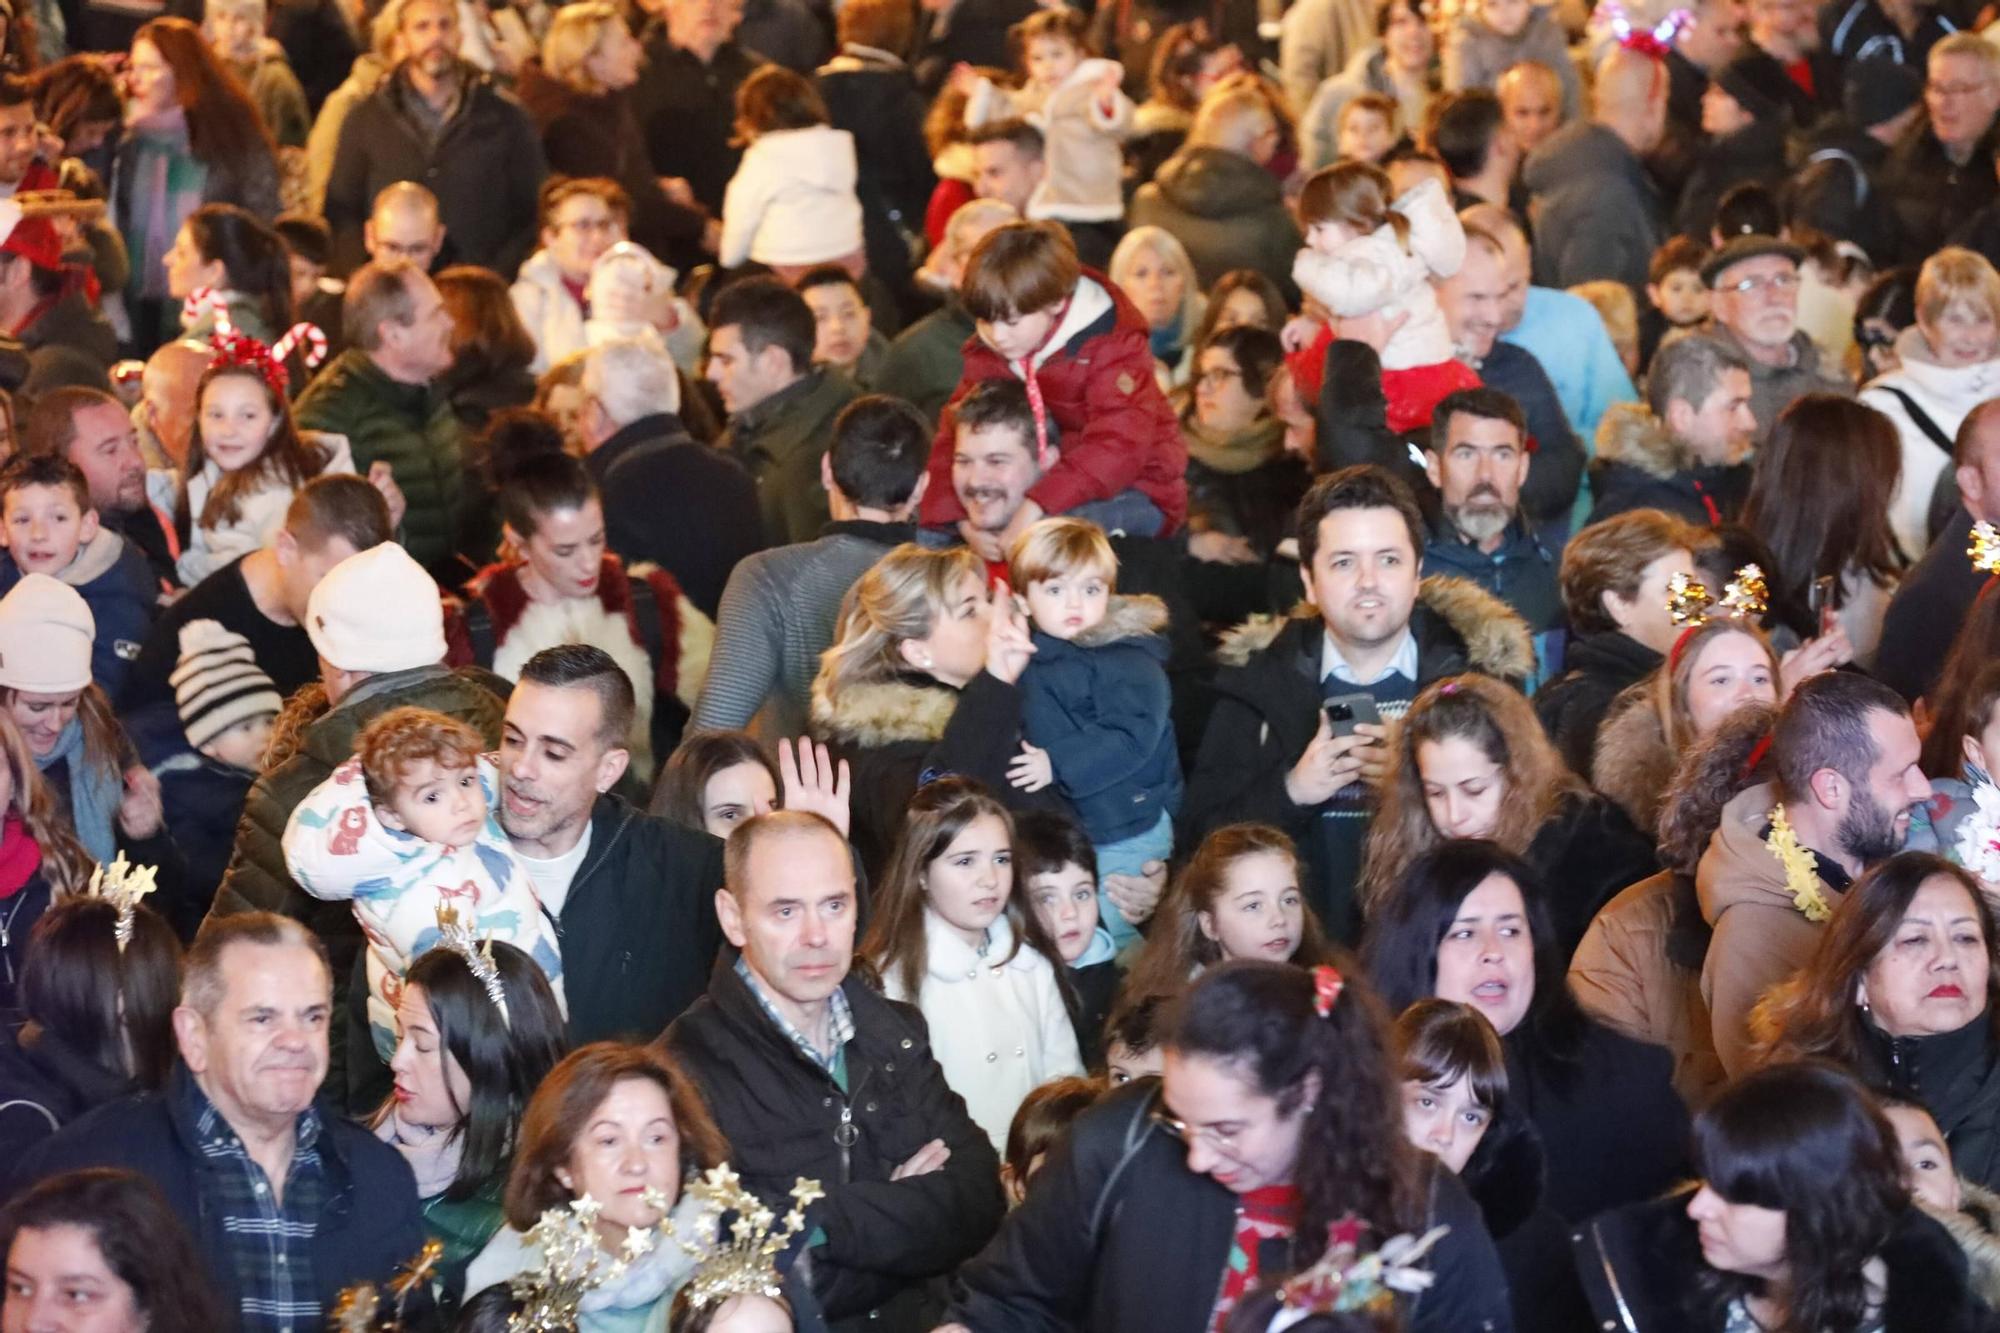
[1766,804,1832,923]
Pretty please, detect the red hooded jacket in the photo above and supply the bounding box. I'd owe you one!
[919,269,1188,533]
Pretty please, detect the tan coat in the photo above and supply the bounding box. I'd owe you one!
[1569,870,1725,1105]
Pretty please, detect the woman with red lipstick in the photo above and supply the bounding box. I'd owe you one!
[1364,840,1690,1222]
[1754,854,2000,1192]
[373,940,568,1312]
[449,416,713,786]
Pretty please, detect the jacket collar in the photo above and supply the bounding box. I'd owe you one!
[820,518,915,546]
[811,670,959,747]
[590,414,691,474]
[1212,575,1536,684]
[732,368,830,437]
[164,1062,352,1176]
[15,1022,134,1107]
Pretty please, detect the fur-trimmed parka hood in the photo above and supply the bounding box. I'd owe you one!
[1065,593,1168,649]
[1592,682,1674,837]
[1212,573,1536,685]
[1593,400,1688,481]
[1928,1179,2000,1310]
[810,672,960,748]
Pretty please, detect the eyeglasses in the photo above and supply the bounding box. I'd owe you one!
[558,217,619,237]
[1717,271,1800,296]
[1150,1106,1240,1152]
[1195,367,1243,389]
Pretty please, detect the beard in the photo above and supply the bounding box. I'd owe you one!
[1836,790,1908,867]
[1445,488,1512,545]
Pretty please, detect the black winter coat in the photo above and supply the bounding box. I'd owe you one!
[663,959,1005,1332]
[19,1065,433,1324]
[1526,792,1661,962]
[632,35,762,214]
[0,1022,138,1196]
[816,52,936,306]
[1535,631,1662,783]
[1859,1012,2000,1195]
[0,875,48,1019]
[946,1080,1515,1331]
[1878,506,1991,705]
[1573,1189,2000,1332]
[1585,457,1749,530]
[1462,1102,1593,1333]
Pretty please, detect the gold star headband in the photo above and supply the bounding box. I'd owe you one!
[1971,520,2000,574]
[326,1239,443,1331]
[508,1197,630,1332]
[640,1165,824,1310]
[433,902,509,1028]
[1270,1218,1451,1329]
[1664,565,1768,628]
[84,853,158,953]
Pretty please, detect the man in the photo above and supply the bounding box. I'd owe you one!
[1820,0,1955,71]
[966,119,1047,221]
[578,335,763,617]
[134,340,210,471]
[664,811,1005,1332]
[1701,233,1850,441]
[1877,399,2000,703]
[1699,671,1930,1073]
[1588,332,1757,526]
[632,0,764,215]
[206,0,311,147]
[1667,0,1747,143]
[709,277,861,547]
[0,200,115,400]
[364,180,447,272]
[1278,0,1375,114]
[20,914,430,1328]
[510,178,630,373]
[694,395,928,736]
[1420,388,1563,685]
[206,541,508,1106]
[295,260,465,580]
[1745,0,1838,118]
[1523,44,1668,297]
[1434,219,1584,528]
[1470,202,1639,459]
[1431,90,1523,214]
[875,199,1016,425]
[22,386,175,587]
[124,475,392,710]
[1792,57,1927,264]
[499,644,725,1044]
[322,0,547,274]
[1183,466,1532,938]
[1497,60,1564,155]
[1882,33,2000,263]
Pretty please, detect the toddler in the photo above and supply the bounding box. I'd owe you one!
[1641,236,1712,370]
[1443,0,1580,121]
[155,617,279,897]
[0,454,156,700]
[1005,517,1180,952]
[284,705,566,1060]
[1336,93,1399,165]
[718,67,865,277]
[1288,165,1481,433]
[959,9,1133,233]
[177,331,353,586]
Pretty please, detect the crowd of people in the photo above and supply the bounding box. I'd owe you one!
[5,0,2000,1327]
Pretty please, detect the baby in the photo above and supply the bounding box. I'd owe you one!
[284,705,566,1060]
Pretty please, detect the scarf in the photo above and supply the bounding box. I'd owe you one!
[35,718,118,864]
[1209,1183,1300,1332]
[1149,313,1185,365]
[375,1106,467,1200]
[1183,415,1286,475]
[578,1191,710,1314]
[122,105,206,302]
[0,810,42,900]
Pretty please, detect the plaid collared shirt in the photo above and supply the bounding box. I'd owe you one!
[736,956,853,1076]
[178,1075,326,1332]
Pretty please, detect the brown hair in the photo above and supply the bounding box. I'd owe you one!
[837,0,914,55]
[961,220,1081,323]
[356,706,483,808]
[1007,515,1117,590]
[181,912,327,1017]
[283,473,393,555]
[1123,824,1333,1001]
[1298,162,1411,250]
[1003,1074,1101,1185]
[1393,997,1508,1110]
[1558,508,1701,636]
[132,19,275,175]
[536,175,631,232]
[1009,6,1091,68]
[21,897,181,1088]
[1658,700,1776,872]
[1922,594,2000,776]
[0,452,90,513]
[503,1042,728,1229]
[1363,675,1585,904]
[435,265,538,385]
[1649,620,1782,757]
[733,66,829,143]
[184,364,333,530]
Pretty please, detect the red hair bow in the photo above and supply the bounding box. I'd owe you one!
[1313,965,1344,1018]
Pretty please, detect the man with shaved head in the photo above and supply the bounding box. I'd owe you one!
[135,339,212,470]
[1521,45,1670,296]
[363,181,446,273]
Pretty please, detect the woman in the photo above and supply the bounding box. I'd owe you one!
[1129,82,1302,302]
[1574,1061,1993,1333]
[1192,268,1288,346]
[809,543,1046,880]
[1852,264,1919,384]
[0,898,179,1177]
[114,17,280,351]
[512,1,710,273]
[162,202,293,346]
[376,940,569,1308]
[1129,23,1243,185]
[1742,394,1905,666]
[0,1168,225,1332]
[650,731,780,839]
[1675,68,1793,243]
[1124,823,1335,1002]
[1299,0,1438,172]
[1182,324,1311,561]
[1364,839,1690,1221]
[1110,225,1205,388]
[1861,248,2000,564]
[449,431,711,785]
[1913,658,2000,868]
[29,55,123,163]
[1571,701,1775,1105]
[1754,853,2000,1191]
[463,1042,729,1325]
[1365,674,1657,959]
[1592,617,1784,837]
[941,960,1514,1332]
[1535,508,1702,781]
[0,708,96,1013]
[434,265,540,433]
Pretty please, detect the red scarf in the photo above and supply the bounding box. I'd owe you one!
[0,811,44,900]
[1209,1183,1301,1331]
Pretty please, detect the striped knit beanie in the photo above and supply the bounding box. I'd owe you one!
[171,618,282,753]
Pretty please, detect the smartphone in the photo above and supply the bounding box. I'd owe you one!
[1323,692,1383,740]
[1808,575,1838,635]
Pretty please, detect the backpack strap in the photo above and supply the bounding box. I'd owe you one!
[0,1098,59,1134]
[1876,386,1955,458]
[1088,1085,1161,1244]
[1806,146,1869,210]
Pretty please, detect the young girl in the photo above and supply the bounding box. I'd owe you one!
[717,67,866,279]
[1015,809,1119,1066]
[1913,658,2000,894]
[1285,164,1479,431]
[175,333,352,586]
[957,9,1133,235]
[164,203,294,344]
[0,707,97,1016]
[859,776,1083,1150]
[1122,823,1334,1002]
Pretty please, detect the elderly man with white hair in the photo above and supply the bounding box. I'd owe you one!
[578,336,764,617]
[204,0,311,146]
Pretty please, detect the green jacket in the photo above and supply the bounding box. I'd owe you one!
[874,300,975,428]
[721,367,859,547]
[295,350,468,578]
